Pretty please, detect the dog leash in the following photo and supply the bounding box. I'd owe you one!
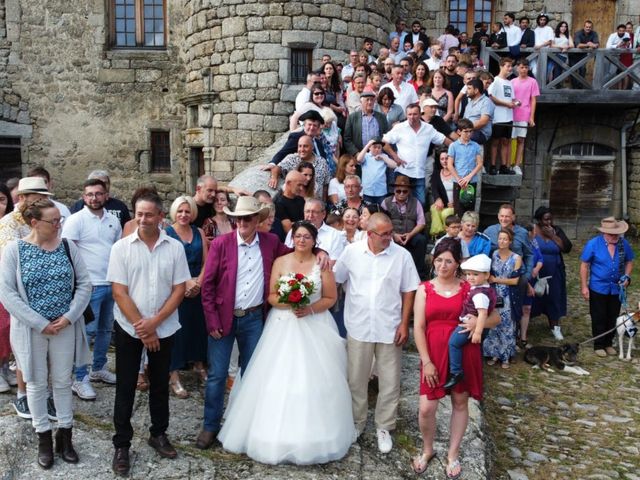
[579,285,637,345]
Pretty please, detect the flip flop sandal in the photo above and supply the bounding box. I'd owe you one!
[446,458,462,479]
[486,358,497,366]
[411,452,437,474]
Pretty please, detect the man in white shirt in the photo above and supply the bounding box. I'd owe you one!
[388,36,406,63]
[425,41,444,71]
[380,65,419,110]
[382,103,446,206]
[534,13,554,48]
[503,12,522,47]
[62,179,122,401]
[295,72,321,111]
[285,198,346,262]
[334,212,419,453]
[107,192,191,476]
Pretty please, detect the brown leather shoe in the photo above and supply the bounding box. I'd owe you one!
[195,429,217,450]
[148,434,177,459]
[112,447,130,476]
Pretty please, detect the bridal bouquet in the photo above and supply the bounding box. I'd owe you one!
[276,273,315,308]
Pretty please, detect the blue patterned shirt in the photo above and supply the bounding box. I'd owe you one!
[19,241,73,321]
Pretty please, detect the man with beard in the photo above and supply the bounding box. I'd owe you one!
[443,54,464,97]
[62,179,122,400]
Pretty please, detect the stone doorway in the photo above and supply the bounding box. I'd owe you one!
[189,147,204,193]
[549,143,616,238]
[0,137,22,183]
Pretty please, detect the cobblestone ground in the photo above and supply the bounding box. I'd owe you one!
[484,242,640,480]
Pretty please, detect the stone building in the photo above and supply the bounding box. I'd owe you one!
[1,0,640,236]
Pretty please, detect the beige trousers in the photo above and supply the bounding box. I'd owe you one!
[347,335,402,432]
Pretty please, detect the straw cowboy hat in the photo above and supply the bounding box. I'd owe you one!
[597,217,628,235]
[223,196,270,221]
[16,177,53,196]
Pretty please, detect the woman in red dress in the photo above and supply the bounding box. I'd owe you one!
[412,238,498,479]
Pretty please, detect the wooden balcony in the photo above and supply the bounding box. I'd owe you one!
[480,47,640,106]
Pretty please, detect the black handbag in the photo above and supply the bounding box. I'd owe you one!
[62,239,95,324]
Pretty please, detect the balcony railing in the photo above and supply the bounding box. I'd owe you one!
[480,46,640,104]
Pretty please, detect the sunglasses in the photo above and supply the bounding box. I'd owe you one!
[313,92,325,96]
[236,214,257,222]
[395,188,409,194]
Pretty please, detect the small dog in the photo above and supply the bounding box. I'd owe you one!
[615,311,639,361]
[524,343,589,375]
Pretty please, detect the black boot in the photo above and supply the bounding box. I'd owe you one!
[37,430,54,469]
[443,372,464,389]
[55,427,79,463]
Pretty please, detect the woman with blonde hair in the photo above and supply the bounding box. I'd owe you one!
[166,196,209,397]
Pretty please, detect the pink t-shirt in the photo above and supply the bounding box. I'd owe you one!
[511,76,540,123]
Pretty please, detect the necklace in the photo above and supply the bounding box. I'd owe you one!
[435,279,458,297]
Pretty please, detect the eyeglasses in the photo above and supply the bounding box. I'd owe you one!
[293,234,313,240]
[39,217,64,226]
[83,192,106,198]
[395,189,409,194]
[370,230,393,238]
[236,214,257,222]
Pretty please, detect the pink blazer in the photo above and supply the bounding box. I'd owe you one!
[201,231,290,336]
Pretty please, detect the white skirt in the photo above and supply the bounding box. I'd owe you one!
[218,307,355,465]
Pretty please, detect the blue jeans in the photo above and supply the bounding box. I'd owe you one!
[203,309,264,432]
[76,285,114,380]
[448,324,470,375]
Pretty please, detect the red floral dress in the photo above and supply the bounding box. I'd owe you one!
[419,280,483,401]
[0,303,10,359]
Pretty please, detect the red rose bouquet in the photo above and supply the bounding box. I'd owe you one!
[276,272,315,309]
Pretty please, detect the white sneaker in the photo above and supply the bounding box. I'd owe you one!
[0,374,9,393]
[552,326,564,341]
[90,368,116,384]
[376,428,393,453]
[513,165,523,175]
[1,366,16,387]
[72,375,97,400]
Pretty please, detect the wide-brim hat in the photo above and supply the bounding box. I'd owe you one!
[461,253,492,273]
[391,175,412,188]
[16,177,53,196]
[597,217,628,235]
[223,196,270,222]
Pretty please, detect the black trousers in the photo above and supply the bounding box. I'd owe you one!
[588,289,621,350]
[112,322,174,448]
[403,232,428,280]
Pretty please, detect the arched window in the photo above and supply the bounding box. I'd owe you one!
[448,0,494,36]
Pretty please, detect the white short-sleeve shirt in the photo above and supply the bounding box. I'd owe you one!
[383,120,446,179]
[379,81,419,110]
[62,207,122,285]
[334,239,420,343]
[106,229,191,339]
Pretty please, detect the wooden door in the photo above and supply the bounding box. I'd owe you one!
[549,159,614,238]
[0,137,22,183]
[572,0,616,37]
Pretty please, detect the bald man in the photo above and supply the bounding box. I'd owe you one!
[274,171,306,233]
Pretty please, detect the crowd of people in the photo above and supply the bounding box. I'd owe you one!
[0,12,638,478]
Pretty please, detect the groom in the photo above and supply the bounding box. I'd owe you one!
[197,197,328,448]
[197,197,283,449]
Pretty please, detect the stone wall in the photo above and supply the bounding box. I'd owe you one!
[0,0,187,204]
[627,146,640,224]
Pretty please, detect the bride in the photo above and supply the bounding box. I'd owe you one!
[218,220,356,464]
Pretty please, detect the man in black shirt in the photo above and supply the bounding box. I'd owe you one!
[571,20,599,88]
[443,54,464,97]
[420,98,457,156]
[274,171,306,235]
[193,175,249,228]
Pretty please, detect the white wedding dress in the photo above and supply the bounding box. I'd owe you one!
[218,265,355,465]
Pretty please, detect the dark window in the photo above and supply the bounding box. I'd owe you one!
[291,48,313,84]
[111,0,166,48]
[449,0,493,35]
[0,137,22,183]
[150,131,171,172]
